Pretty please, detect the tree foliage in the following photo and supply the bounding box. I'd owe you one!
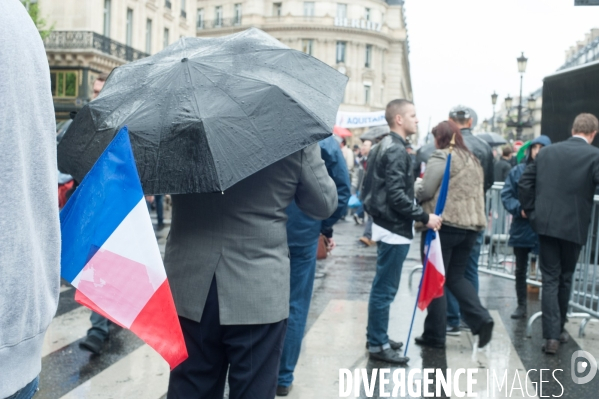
[22,0,54,40]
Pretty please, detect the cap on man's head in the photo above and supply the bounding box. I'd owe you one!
[449,105,471,120]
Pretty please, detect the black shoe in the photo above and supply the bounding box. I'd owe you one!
[366,339,403,351]
[369,348,409,365]
[560,330,570,344]
[459,320,471,332]
[276,385,292,396]
[477,319,494,348]
[510,305,527,319]
[414,336,445,349]
[446,325,461,336]
[79,335,105,354]
[156,223,165,231]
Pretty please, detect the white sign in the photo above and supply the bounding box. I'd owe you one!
[336,111,387,128]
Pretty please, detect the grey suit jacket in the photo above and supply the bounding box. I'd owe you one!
[164,143,338,325]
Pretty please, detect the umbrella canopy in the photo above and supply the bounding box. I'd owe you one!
[333,125,352,138]
[360,125,389,142]
[476,132,507,147]
[57,28,348,194]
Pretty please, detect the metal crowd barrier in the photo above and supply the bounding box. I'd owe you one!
[409,182,599,338]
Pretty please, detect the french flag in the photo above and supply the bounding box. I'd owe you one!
[417,149,452,310]
[417,231,445,310]
[60,126,188,369]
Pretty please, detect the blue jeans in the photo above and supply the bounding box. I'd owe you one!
[367,242,410,351]
[7,377,38,399]
[446,230,483,327]
[278,240,319,388]
[155,195,164,225]
[88,311,110,340]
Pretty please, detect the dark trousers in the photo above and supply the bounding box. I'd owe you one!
[422,226,491,344]
[168,278,287,399]
[538,235,582,340]
[513,247,533,307]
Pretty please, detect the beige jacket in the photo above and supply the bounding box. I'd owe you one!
[415,148,486,232]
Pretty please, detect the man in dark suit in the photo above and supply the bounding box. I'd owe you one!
[165,143,338,398]
[519,113,599,354]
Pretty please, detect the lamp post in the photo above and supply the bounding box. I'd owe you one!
[504,52,532,140]
[491,91,498,132]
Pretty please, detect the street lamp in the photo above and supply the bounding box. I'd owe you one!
[491,91,498,131]
[483,119,489,131]
[505,52,529,140]
[504,95,513,111]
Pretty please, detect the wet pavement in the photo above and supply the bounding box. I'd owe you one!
[36,209,599,398]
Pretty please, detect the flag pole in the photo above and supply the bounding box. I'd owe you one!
[403,133,456,358]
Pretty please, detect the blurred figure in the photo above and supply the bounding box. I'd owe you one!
[519,113,599,355]
[0,1,61,398]
[501,136,551,319]
[79,73,114,355]
[415,121,493,349]
[276,136,350,396]
[362,100,442,364]
[355,140,375,246]
[445,105,494,335]
[494,145,513,183]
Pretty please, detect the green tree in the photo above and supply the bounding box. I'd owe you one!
[22,0,54,40]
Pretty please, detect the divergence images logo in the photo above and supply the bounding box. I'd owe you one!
[571,350,598,384]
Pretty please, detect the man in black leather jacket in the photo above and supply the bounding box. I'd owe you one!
[444,105,494,335]
[361,99,442,365]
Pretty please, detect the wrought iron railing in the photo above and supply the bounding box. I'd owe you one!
[44,31,149,62]
[199,18,243,29]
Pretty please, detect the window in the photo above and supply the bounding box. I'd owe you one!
[126,8,133,46]
[163,28,169,49]
[103,0,111,37]
[197,8,204,29]
[302,39,313,56]
[364,85,371,105]
[146,19,152,54]
[337,3,347,20]
[215,6,223,26]
[304,2,314,17]
[380,87,384,103]
[234,3,242,25]
[365,44,372,68]
[50,71,78,98]
[165,0,171,9]
[336,41,346,63]
[365,7,371,21]
[181,0,186,18]
[273,2,282,17]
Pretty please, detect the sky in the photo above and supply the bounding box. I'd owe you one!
[404,0,599,137]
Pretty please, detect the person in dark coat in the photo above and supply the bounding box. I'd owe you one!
[494,145,514,183]
[277,135,350,396]
[500,135,551,319]
[519,113,599,355]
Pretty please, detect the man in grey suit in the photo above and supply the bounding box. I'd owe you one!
[165,143,338,399]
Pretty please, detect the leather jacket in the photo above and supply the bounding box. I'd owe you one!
[460,128,495,192]
[362,132,428,239]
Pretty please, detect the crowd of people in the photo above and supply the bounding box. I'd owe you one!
[4,1,599,398]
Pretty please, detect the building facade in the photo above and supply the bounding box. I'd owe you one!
[37,0,198,120]
[194,0,413,114]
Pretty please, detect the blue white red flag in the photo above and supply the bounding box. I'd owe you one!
[60,126,188,369]
[417,150,452,310]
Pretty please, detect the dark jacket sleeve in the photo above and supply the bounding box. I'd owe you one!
[384,145,429,224]
[518,162,537,214]
[484,146,495,192]
[319,138,351,238]
[501,167,522,216]
[295,144,338,220]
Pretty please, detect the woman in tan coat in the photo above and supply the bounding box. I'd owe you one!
[414,120,494,349]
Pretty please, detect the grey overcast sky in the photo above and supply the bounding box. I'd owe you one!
[404,0,599,136]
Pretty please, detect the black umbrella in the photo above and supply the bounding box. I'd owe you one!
[476,132,508,147]
[57,28,348,194]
